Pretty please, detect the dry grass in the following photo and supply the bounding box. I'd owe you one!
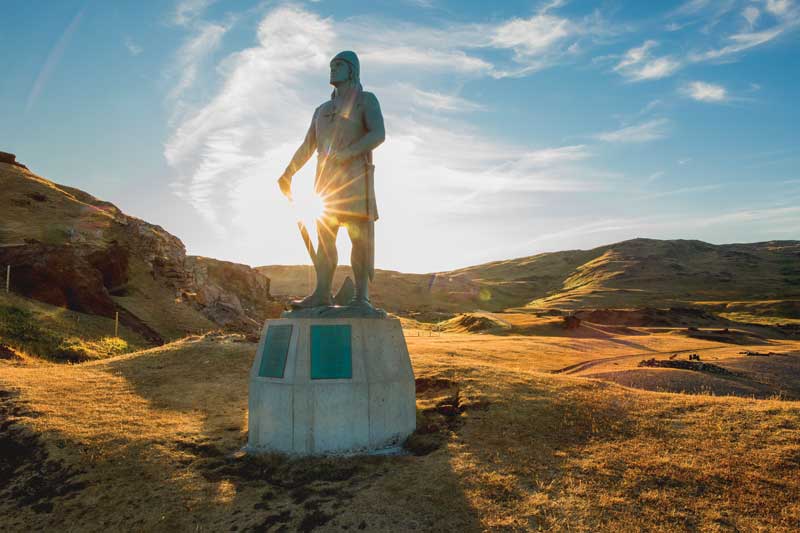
[2,327,799,531]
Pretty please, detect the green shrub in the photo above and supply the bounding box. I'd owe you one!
[52,336,130,363]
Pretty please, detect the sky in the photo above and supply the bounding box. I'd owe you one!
[1,0,798,273]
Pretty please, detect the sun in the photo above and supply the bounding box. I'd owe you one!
[292,188,326,228]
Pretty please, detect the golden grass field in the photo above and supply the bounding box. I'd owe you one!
[2,312,799,532]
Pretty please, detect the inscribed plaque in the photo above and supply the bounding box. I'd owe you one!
[258,325,292,378]
[310,324,352,379]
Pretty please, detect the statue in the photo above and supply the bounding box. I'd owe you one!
[277,51,386,317]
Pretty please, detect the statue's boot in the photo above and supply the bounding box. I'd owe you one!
[291,256,335,309]
[290,290,332,309]
[345,275,386,317]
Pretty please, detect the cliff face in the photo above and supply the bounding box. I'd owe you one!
[184,256,283,332]
[0,156,281,341]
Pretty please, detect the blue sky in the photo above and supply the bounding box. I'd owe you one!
[1,0,798,272]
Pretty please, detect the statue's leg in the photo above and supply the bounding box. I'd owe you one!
[293,216,339,308]
[346,219,372,304]
[315,215,340,302]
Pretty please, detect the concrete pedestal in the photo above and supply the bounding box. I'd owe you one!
[247,317,416,455]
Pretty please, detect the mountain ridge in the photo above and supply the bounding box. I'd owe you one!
[260,237,800,319]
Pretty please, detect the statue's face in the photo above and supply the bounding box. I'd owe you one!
[329,59,351,85]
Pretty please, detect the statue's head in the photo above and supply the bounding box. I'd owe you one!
[330,50,360,88]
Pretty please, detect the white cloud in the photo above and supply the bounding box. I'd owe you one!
[124,37,142,56]
[681,81,728,102]
[671,0,713,17]
[765,0,792,16]
[594,119,670,143]
[349,11,599,79]
[690,0,799,61]
[168,22,229,104]
[360,47,492,74]
[690,25,786,60]
[743,6,761,28]
[408,87,486,112]
[173,0,217,26]
[614,40,657,70]
[638,184,722,200]
[491,14,574,57]
[633,56,681,80]
[613,41,681,81]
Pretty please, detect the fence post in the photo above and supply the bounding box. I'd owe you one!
[114,311,119,337]
[5,265,9,293]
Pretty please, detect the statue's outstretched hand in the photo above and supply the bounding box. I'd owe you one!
[277,174,292,201]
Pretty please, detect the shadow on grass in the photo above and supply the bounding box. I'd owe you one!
[95,338,485,531]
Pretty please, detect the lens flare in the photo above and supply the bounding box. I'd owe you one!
[293,189,326,227]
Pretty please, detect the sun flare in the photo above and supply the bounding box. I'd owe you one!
[292,189,326,228]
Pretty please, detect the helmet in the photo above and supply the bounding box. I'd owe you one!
[331,50,360,83]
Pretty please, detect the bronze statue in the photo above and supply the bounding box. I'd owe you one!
[277,51,386,317]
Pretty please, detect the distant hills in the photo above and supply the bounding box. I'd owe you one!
[261,238,800,321]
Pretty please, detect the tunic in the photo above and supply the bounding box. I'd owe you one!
[287,90,379,222]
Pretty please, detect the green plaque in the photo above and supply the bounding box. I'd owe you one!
[310,325,352,379]
[258,325,292,378]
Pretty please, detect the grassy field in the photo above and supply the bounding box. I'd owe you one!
[2,322,799,531]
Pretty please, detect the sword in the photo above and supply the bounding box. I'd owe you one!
[295,213,318,267]
[279,176,318,267]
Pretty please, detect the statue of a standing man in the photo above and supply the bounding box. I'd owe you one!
[277,51,385,315]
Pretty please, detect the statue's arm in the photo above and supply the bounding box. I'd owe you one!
[281,110,318,181]
[339,93,385,159]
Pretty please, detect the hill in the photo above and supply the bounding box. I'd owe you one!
[2,325,798,530]
[261,238,800,320]
[0,157,281,348]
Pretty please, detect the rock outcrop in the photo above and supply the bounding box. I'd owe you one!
[0,156,281,340]
[183,257,283,331]
[0,151,28,170]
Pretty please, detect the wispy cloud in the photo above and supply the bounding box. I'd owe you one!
[594,118,670,143]
[124,37,142,56]
[681,80,728,102]
[167,21,229,104]
[743,6,761,28]
[689,0,800,61]
[173,0,218,27]
[408,87,486,112]
[765,0,793,16]
[613,40,681,81]
[637,184,722,200]
[360,47,492,75]
[26,6,86,112]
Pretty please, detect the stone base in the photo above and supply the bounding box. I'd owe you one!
[247,317,416,455]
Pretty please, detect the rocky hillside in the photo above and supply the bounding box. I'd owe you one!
[0,155,281,342]
[261,238,800,319]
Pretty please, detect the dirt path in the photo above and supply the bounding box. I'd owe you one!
[551,345,732,375]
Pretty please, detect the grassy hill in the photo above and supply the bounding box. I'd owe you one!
[2,325,799,531]
[0,160,279,343]
[261,238,800,319]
